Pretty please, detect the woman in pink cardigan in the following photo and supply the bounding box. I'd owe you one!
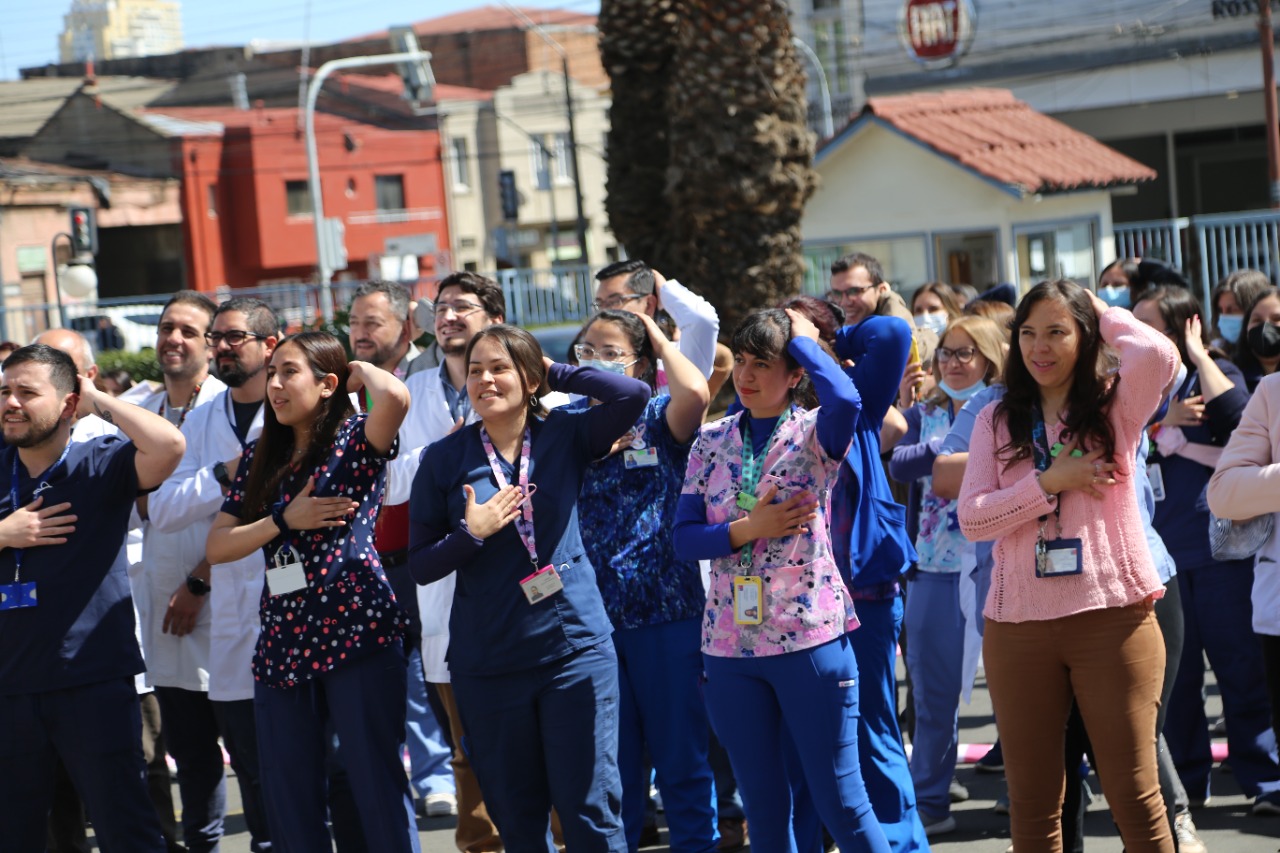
[958,279,1179,852]
[1208,372,1280,749]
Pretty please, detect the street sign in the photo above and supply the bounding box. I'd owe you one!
[383,233,439,256]
[323,217,348,271]
[899,0,976,69]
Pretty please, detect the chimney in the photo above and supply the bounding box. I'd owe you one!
[229,72,249,110]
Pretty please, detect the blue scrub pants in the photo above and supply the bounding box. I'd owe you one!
[405,645,456,798]
[155,686,228,852]
[211,698,271,852]
[0,677,167,853]
[847,597,930,853]
[453,640,627,853]
[253,642,419,853]
[615,618,718,852]
[703,635,892,853]
[903,571,965,820]
[1164,561,1280,800]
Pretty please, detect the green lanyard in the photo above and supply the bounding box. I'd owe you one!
[736,411,787,568]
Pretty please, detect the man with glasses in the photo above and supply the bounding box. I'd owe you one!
[146,298,280,853]
[345,281,456,827]
[390,271,508,853]
[593,260,719,379]
[829,252,914,329]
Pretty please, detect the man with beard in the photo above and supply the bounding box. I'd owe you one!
[146,297,278,853]
[388,271,507,852]
[348,280,431,380]
[0,343,185,852]
[131,291,238,853]
[346,281,457,826]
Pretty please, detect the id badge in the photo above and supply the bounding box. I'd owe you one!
[266,563,307,596]
[1035,538,1084,578]
[520,564,564,604]
[733,576,763,625]
[736,491,758,512]
[1147,463,1166,502]
[0,581,37,610]
[623,447,659,469]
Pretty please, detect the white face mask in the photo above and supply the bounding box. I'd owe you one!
[939,378,988,401]
[914,312,949,338]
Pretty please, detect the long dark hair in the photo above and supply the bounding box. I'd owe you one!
[995,280,1118,467]
[583,310,658,392]
[1235,285,1280,381]
[240,332,355,520]
[464,325,552,418]
[1133,285,1221,367]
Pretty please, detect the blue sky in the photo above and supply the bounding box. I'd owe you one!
[0,0,599,80]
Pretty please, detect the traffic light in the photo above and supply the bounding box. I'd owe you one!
[499,170,519,222]
[69,206,98,255]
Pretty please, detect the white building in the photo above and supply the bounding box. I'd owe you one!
[59,0,183,63]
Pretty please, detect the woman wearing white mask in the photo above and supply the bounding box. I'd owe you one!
[888,315,1006,836]
[910,282,962,340]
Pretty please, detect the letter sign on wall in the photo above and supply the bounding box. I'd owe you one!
[899,0,976,68]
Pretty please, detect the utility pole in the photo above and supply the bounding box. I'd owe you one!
[501,1,589,265]
[1263,1,1280,208]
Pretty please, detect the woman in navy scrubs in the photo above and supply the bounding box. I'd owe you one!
[409,325,649,852]
[207,331,416,853]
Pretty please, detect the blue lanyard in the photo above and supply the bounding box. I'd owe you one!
[224,394,253,452]
[9,441,72,582]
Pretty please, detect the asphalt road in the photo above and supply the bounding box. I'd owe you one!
[92,664,1280,852]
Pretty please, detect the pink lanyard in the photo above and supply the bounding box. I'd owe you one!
[479,426,538,567]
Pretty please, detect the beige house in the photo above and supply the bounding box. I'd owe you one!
[59,0,183,64]
[802,89,1157,296]
[439,70,614,272]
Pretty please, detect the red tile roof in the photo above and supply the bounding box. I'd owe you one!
[354,5,595,41]
[860,89,1155,194]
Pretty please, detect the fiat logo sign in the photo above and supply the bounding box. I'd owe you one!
[899,0,976,69]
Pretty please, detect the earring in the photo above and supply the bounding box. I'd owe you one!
[529,395,540,410]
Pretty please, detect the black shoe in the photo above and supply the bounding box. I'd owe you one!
[976,740,1004,773]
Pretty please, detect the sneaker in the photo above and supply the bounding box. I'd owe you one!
[423,791,457,817]
[1174,811,1207,853]
[976,741,1004,773]
[993,791,1010,815]
[1252,793,1280,816]
[919,811,956,837]
[949,777,971,803]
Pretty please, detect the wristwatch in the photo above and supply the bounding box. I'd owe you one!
[186,575,210,597]
[212,461,232,488]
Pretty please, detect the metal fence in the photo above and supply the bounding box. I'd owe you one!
[0,264,597,351]
[1113,208,1280,311]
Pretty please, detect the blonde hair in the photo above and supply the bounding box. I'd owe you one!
[925,315,1007,408]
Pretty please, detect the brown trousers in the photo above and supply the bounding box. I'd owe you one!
[984,603,1174,853]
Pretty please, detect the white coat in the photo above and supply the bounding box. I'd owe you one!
[148,390,265,702]
[131,378,227,692]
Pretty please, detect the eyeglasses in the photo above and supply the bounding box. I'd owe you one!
[828,283,875,303]
[573,344,635,362]
[591,293,645,312]
[205,330,268,348]
[434,300,485,319]
[936,346,979,365]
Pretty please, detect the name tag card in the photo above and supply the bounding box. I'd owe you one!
[267,562,307,596]
[733,576,763,625]
[520,564,564,604]
[0,581,37,610]
[1035,538,1084,579]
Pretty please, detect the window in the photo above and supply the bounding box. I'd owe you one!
[207,183,218,218]
[531,140,551,190]
[552,133,572,182]
[449,137,470,189]
[1015,221,1097,289]
[375,175,405,212]
[285,180,312,216]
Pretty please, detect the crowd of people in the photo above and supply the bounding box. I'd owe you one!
[1,250,1279,853]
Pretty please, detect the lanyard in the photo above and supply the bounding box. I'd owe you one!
[9,441,72,582]
[159,382,202,426]
[1030,402,1062,533]
[479,426,538,567]
[224,394,253,452]
[737,410,788,568]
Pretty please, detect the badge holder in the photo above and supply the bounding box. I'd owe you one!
[267,545,308,596]
[1034,520,1084,579]
[732,576,763,625]
[0,580,37,610]
[519,563,564,604]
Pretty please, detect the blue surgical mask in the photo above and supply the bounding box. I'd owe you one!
[580,358,632,375]
[915,312,949,338]
[1217,314,1243,344]
[939,378,987,401]
[1099,285,1130,308]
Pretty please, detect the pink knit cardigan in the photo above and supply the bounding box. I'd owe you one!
[958,308,1179,623]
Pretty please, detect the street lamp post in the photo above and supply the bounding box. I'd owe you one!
[792,36,835,140]
[304,49,434,322]
[49,232,97,329]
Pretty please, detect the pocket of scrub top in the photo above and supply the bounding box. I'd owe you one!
[760,561,845,640]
